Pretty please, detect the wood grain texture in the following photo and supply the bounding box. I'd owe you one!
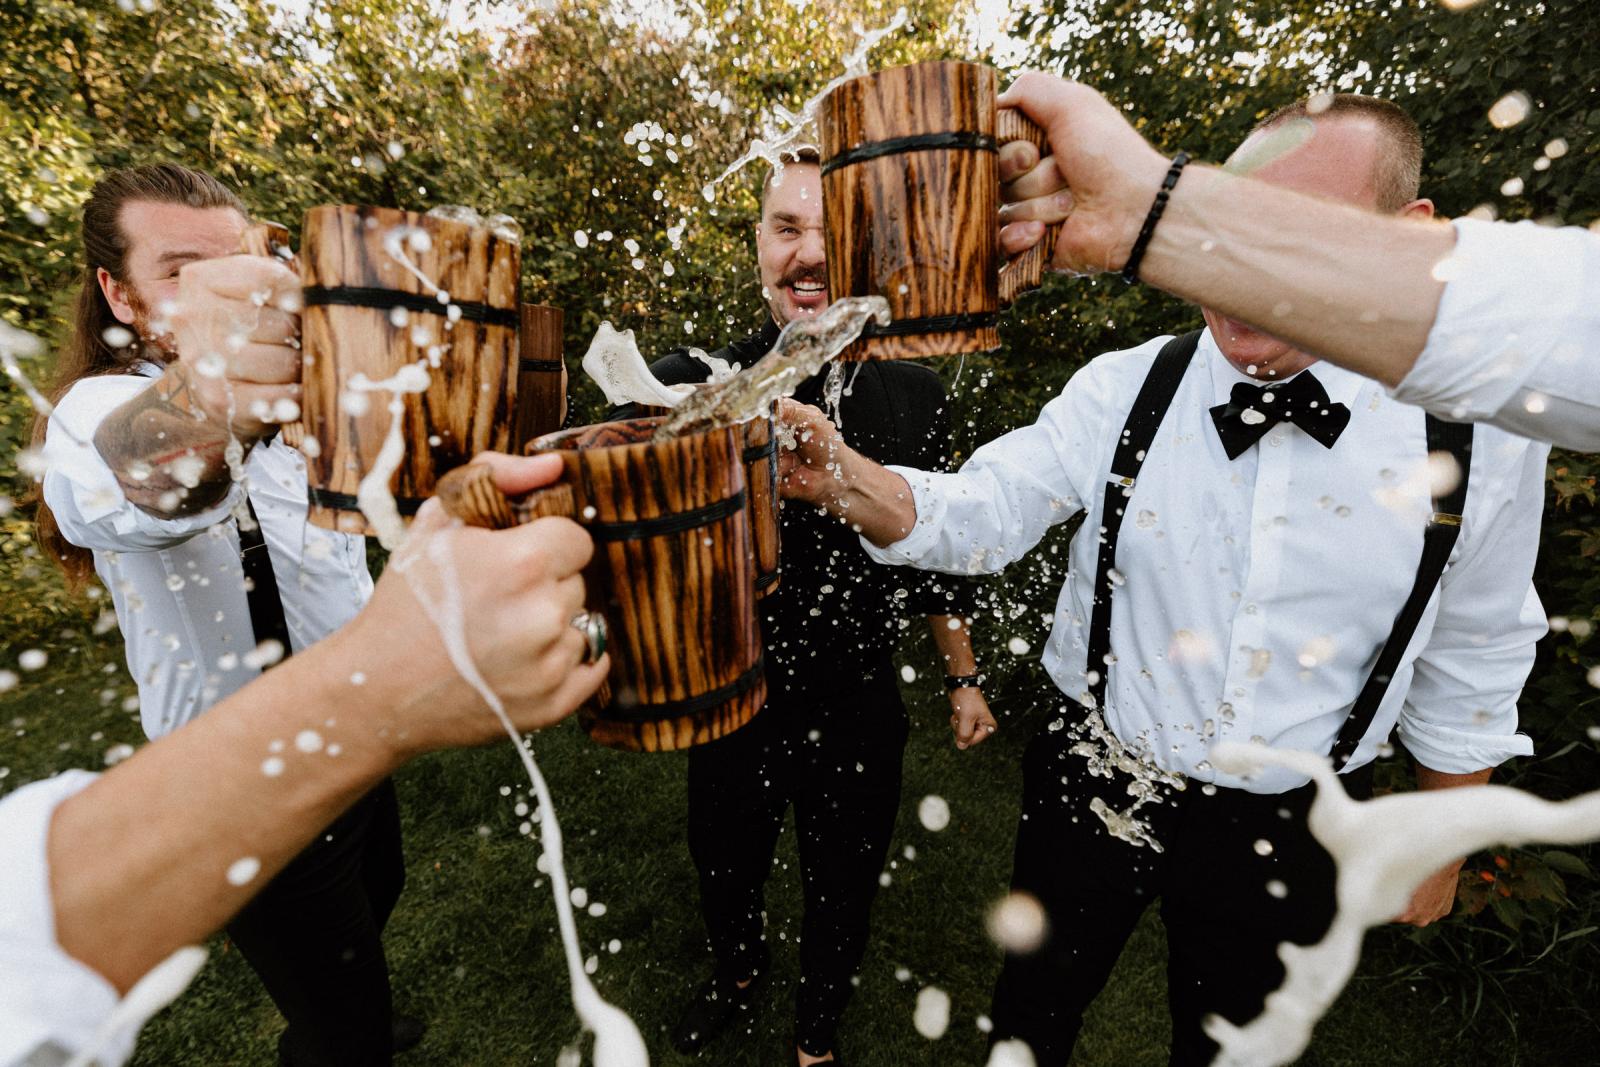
[514,304,565,452]
[298,204,520,534]
[995,107,1061,307]
[819,61,1054,359]
[744,410,781,598]
[529,417,765,751]
[436,462,575,529]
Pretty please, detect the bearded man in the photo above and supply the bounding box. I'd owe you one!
[36,163,420,1066]
[618,148,994,1066]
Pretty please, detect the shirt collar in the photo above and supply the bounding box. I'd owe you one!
[1198,327,1369,410]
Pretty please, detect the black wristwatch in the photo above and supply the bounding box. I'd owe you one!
[944,673,984,691]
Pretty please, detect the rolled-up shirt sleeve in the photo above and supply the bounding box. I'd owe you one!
[0,770,131,1067]
[863,342,1134,576]
[1393,219,1600,452]
[1397,432,1549,774]
[42,374,244,553]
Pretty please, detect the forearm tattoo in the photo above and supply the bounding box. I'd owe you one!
[93,363,243,519]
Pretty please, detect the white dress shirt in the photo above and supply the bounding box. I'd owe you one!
[42,363,371,739]
[1395,218,1600,451]
[0,771,133,1067]
[870,329,1548,793]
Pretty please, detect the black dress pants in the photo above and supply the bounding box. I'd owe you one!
[686,667,909,1056]
[226,778,406,1067]
[990,716,1372,1067]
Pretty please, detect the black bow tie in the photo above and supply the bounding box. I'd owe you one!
[1208,372,1352,460]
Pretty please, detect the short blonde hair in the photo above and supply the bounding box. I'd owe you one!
[1253,94,1423,212]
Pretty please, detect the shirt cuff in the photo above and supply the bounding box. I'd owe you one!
[0,771,127,1067]
[1395,218,1587,424]
[860,465,948,566]
[1397,715,1534,776]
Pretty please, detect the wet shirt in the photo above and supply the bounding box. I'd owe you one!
[1393,217,1600,451]
[41,363,372,740]
[628,320,973,699]
[870,328,1548,793]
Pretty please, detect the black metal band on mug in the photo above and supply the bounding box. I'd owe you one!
[742,437,778,465]
[307,487,427,515]
[858,311,1000,339]
[820,131,998,176]
[755,569,781,591]
[587,489,747,543]
[519,359,564,374]
[302,286,520,329]
[606,656,767,722]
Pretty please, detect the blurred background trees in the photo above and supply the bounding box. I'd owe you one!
[2,0,1598,1057]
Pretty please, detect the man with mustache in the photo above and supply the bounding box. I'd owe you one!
[622,147,994,1066]
[779,97,1548,1065]
[34,164,418,1066]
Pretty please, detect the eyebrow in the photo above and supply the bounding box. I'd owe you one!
[153,249,208,269]
[767,212,813,226]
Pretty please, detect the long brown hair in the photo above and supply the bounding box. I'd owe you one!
[32,163,245,585]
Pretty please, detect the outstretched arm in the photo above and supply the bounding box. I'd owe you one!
[776,398,920,547]
[93,255,302,518]
[46,452,604,993]
[992,74,1453,388]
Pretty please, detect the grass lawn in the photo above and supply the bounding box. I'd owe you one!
[3,628,1594,1066]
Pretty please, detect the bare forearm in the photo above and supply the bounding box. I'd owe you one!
[47,631,400,993]
[92,362,244,518]
[1138,165,1455,386]
[928,615,977,675]
[1414,763,1493,793]
[822,446,920,547]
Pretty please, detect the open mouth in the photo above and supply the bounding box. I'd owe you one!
[787,280,828,308]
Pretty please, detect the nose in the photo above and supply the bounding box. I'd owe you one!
[796,227,826,270]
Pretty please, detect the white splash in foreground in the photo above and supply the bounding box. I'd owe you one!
[64,946,209,1067]
[396,530,647,1066]
[582,322,694,409]
[1205,741,1600,1067]
[348,363,432,550]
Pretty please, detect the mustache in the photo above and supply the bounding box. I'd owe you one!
[780,270,827,288]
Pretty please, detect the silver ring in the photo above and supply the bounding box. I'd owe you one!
[571,611,607,665]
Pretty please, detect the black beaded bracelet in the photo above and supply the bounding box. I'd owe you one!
[944,673,985,691]
[1120,151,1190,285]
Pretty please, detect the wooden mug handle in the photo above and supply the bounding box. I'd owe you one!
[239,221,296,263]
[435,462,577,529]
[995,109,1061,308]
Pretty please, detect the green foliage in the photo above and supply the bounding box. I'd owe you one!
[3,0,1600,1057]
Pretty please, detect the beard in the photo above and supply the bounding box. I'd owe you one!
[122,283,179,363]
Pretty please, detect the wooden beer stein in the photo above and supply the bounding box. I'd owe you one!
[628,401,781,601]
[298,204,521,534]
[817,60,1059,360]
[437,417,766,752]
[513,304,566,452]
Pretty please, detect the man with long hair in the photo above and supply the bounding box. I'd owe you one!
[34,163,419,1066]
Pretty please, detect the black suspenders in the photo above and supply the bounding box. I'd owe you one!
[1329,416,1472,768]
[1085,331,1200,711]
[1084,330,1474,770]
[239,495,293,666]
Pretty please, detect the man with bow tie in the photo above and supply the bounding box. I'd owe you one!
[777,94,1549,1065]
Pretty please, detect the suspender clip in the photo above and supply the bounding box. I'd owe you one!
[1429,512,1463,527]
